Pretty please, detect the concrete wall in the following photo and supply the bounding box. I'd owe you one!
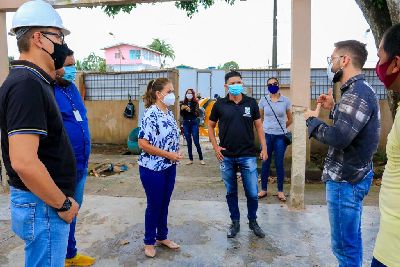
[85,100,139,144]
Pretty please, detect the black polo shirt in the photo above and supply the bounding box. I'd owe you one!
[209,94,260,157]
[0,60,76,196]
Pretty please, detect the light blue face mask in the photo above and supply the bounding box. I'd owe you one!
[228,84,243,96]
[63,66,77,82]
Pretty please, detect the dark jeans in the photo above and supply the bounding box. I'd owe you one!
[260,133,287,192]
[326,171,373,267]
[139,165,176,245]
[183,119,203,161]
[66,168,88,259]
[220,156,258,221]
[371,257,387,267]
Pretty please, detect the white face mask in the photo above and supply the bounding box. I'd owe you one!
[327,61,335,82]
[186,93,193,100]
[161,92,175,106]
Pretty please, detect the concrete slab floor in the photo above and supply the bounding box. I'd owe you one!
[0,194,379,267]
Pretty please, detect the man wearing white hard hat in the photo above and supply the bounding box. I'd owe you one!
[0,1,79,266]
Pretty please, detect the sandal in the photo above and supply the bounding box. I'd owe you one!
[277,192,287,202]
[156,240,180,249]
[258,191,268,199]
[144,245,156,258]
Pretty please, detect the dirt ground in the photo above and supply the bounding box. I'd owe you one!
[88,139,380,207]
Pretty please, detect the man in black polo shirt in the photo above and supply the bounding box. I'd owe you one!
[0,1,79,266]
[208,71,268,238]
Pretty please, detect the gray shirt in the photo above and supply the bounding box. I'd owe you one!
[259,94,291,135]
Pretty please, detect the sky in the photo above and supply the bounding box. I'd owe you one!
[5,0,379,69]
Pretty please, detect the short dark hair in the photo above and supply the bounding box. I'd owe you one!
[382,23,400,59]
[267,77,279,84]
[334,40,368,69]
[225,70,242,83]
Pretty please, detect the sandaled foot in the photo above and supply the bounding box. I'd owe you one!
[258,190,268,199]
[144,245,156,258]
[156,239,180,249]
[277,192,286,202]
[186,161,193,165]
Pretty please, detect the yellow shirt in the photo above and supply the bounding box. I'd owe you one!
[373,107,400,266]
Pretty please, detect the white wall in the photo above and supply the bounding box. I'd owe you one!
[178,69,225,100]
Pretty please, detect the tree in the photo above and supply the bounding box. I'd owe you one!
[355,0,400,119]
[102,1,236,18]
[147,38,175,68]
[218,61,240,71]
[76,53,107,72]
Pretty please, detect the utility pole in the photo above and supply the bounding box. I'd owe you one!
[272,0,278,68]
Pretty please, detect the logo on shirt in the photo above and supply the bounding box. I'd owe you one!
[243,107,251,117]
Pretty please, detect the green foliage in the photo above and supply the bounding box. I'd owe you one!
[371,0,387,9]
[175,0,236,18]
[101,0,236,17]
[147,38,175,68]
[76,53,107,72]
[218,61,240,71]
[100,4,137,17]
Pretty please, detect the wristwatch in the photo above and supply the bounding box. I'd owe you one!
[56,198,72,212]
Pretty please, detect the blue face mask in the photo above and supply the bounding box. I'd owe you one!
[228,84,243,96]
[267,85,279,94]
[63,66,77,82]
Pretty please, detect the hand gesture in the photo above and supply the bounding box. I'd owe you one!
[167,151,183,163]
[304,103,321,120]
[214,146,226,161]
[317,88,335,110]
[57,197,79,224]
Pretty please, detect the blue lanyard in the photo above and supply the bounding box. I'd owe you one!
[60,88,78,111]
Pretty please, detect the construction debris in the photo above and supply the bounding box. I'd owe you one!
[89,162,129,177]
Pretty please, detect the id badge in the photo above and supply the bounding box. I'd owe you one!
[73,110,83,122]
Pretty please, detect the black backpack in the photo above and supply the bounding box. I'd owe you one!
[124,95,135,119]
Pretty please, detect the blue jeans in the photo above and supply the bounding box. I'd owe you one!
[326,171,374,267]
[260,134,287,192]
[139,165,176,245]
[371,257,387,267]
[66,168,88,259]
[10,187,70,267]
[220,156,258,221]
[183,119,203,161]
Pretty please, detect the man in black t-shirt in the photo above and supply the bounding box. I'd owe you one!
[0,1,79,266]
[208,71,268,238]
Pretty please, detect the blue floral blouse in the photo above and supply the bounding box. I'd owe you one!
[138,105,180,171]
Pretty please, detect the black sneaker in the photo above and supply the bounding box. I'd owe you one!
[249,220,265,238]
[227,220,240,238]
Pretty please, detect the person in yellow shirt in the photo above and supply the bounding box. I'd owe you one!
[373,23,400,267]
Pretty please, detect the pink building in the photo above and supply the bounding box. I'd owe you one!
[102,43,162,71]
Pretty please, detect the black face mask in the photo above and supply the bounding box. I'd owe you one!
[41,35,69,70]
[332,68,343,83]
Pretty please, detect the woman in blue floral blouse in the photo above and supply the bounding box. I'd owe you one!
[138,78,182,258]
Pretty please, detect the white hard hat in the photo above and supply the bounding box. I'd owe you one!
[10,0,70,37]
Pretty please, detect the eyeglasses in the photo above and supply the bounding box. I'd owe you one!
[327,55,344,65]
[40,31,65,43]
[267,82,279,87]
